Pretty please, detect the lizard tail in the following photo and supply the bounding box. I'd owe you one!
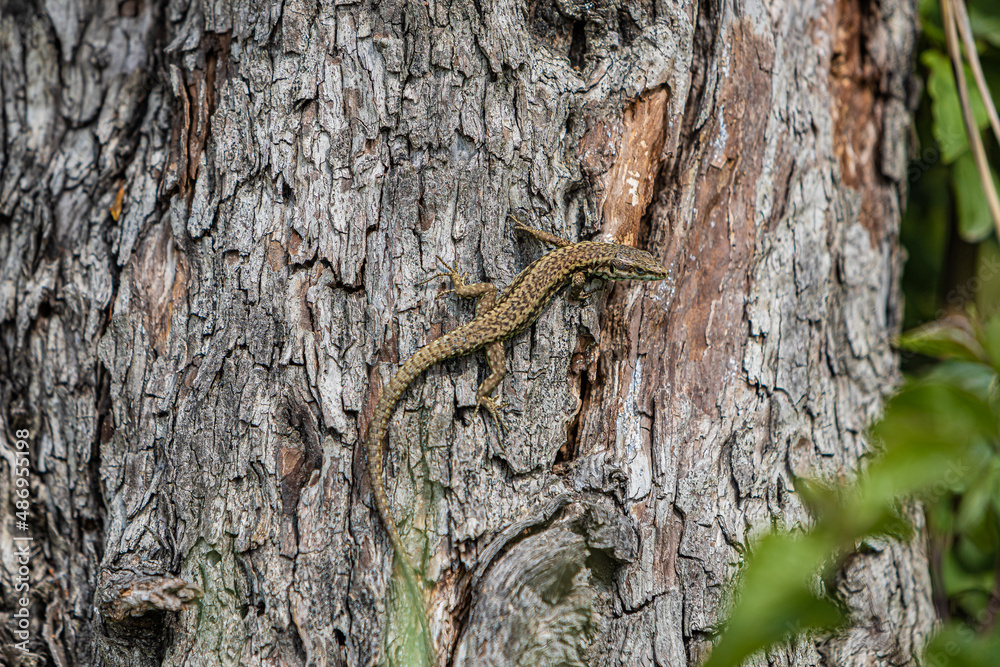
[366,335,454,565]
[366,334,467,664]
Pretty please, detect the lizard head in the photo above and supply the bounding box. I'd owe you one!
[593,245,670,282]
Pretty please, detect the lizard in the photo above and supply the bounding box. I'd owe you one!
[364,214,670,654]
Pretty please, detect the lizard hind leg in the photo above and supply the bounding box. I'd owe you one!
[474,341,509,433]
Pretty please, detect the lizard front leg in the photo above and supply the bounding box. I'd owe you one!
[568,271,605,301]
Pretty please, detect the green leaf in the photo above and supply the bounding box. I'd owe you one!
[703,533,845,667]
[956,459,1000,534]
[899,318,986,362]
[979,314,1000,373]
[792,478,842,518]
[953,533,998,574]
[953,152,1000,242]
[926,492,958,534]
[922,360,998,402]
[942,547,997,619]
[968,4,1000,49]
[926,624,1000,666]
[924,49,968,163]
[923,49,991,164]
[866,382,997,510]
[918,0,945,45]
[974,243,1000,324]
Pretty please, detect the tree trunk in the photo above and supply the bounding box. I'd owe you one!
[0,0,932,665]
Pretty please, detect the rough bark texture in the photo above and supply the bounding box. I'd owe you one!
[0,0,931,665]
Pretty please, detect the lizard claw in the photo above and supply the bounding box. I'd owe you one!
[509,213,531,232]
[575,284,605,301]
[474,397,508,434]
[435,255,458,274]
[417,256,468,294]
[416,272,445,287]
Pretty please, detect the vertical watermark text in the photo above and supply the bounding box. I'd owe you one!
[11,428,32,652]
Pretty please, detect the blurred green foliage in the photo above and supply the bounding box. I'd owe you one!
[707,2,1000,665]
[707,317,1000,667]
[904,0,1000,328]
[706,316,1000,667]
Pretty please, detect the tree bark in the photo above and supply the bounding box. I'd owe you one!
[0,0,932,665]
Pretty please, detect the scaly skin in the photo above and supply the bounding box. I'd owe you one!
[365,219,670,587]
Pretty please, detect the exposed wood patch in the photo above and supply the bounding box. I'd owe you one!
[670,19,770,369]
[829,0,892,239]
[564,87,674,463]
[580,86,671,243]
[163,32,231,199]
[278,402,323,552]
[560,331,598,466]
[265,239,287,271]
[164,66,191,196]
[130,219,188,356]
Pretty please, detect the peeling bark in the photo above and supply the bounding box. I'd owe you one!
[0,0,930,665]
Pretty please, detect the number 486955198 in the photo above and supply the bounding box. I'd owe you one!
[13,429,30,524]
